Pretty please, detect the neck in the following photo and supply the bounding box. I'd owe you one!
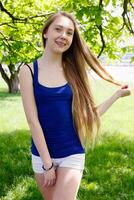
[39,49,63,69]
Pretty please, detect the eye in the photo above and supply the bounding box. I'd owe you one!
[67,32,73,35]
[55,27,61,31]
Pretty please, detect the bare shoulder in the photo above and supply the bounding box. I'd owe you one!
[19,63,37,111]
[19,63,34,81]
[19,63,34,76]
[18,63,38,123]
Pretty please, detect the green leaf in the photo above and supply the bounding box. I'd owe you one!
[104,0,110,6]
[0,0,134,89]
[130,57,134,63]
[95,15,103,26]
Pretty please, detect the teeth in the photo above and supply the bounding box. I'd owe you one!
[56,41,66,46]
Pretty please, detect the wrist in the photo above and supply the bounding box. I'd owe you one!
[114,90,121,100]
[44,162,53,168]
[42,162,54,171]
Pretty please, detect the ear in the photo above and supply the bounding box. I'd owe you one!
[43,33,48,39]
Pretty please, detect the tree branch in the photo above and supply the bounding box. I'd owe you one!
[126,13,134,32]
[129,0,134,10]
[0,1,53,23]
[0,1,21,22]
[17,62,23,73]
[8,38,41,52]
[99,0,103,8]
[0,31,12,50]
[97,25,106,58]
[97,0,106,57]
[0,63,10,84]
[121,0,134,34]
[0,32,40,62]
[0,22,17,28]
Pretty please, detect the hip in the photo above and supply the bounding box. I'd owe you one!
[31,153,85,174]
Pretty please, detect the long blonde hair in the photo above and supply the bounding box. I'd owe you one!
[42,11,121,149]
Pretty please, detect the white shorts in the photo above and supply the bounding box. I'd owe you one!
[32,153,85,174]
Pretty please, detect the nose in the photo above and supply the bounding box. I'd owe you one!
[60,31,67,39]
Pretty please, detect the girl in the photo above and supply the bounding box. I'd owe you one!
[19,11,131,200]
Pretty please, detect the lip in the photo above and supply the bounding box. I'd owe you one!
[55,41,66,47]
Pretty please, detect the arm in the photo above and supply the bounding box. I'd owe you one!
[96,85,131,116]
[19,64,52,169]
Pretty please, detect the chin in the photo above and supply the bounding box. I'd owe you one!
[52,47,69,54]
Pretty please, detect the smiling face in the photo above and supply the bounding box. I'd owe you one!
[43,16,75,54]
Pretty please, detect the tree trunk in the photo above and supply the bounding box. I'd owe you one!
[0,63,19,93]
[8,75,19,93]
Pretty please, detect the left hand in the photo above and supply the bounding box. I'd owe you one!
[116,85,131,98]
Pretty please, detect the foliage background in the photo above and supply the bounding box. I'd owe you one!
[1,0,133,92]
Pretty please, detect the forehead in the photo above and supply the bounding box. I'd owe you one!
[50,16,74,31]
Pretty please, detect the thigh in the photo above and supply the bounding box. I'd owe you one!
[35,172,56,200]
[32,154,59,200]
[53,167,83,200]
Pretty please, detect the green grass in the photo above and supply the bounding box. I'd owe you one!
[79,134,134,200]
[0,76,134,200]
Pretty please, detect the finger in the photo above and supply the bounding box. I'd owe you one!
[43,180,47,187]
[46,182,50,187]
[122,90,131,97]
[53,178,56,185]
[50,178,55,185]
[121,85,128,89]
[47,180,54,187]
[50,180,56,187]
[43,177,49,187]
[46,178,56,187]
[48,181,54,187]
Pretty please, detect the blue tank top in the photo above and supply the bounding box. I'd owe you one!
[31,60,85,158]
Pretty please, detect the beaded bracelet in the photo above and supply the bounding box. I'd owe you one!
[42,162,54,171]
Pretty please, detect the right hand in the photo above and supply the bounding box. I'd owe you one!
[116,85,131,98]
[43,165,57,187]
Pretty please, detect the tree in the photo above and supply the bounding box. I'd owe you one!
[64,0,134,58]
[0,0,56,92]
[0,0,134,93]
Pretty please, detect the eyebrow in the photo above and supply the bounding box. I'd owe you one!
[54,25,74,32]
